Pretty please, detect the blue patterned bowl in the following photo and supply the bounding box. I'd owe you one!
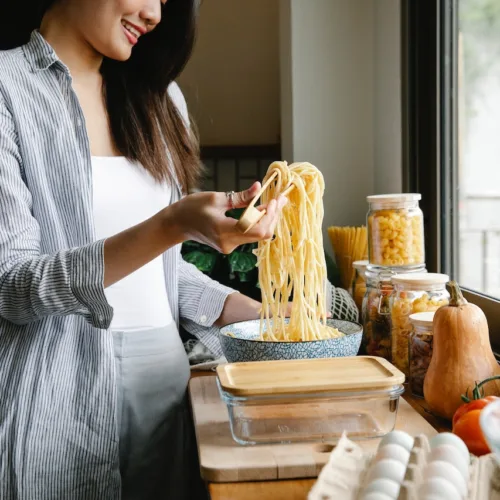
[219,318,362,363]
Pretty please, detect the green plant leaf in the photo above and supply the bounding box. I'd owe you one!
[183,251,217,273]
[182,240,202,251]
[237,271,253,282]
[228,251,257,273]
[182,240,218,254]
[238,242,258,254]
[225,208,245,220]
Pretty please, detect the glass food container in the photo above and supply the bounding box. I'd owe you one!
[367,194,425,268]
[216,357,405,445]
[361,264,426,360]
[408,311,435,398]
[391,274,449,377]
[361,267,394,360]
[351,260,368,315]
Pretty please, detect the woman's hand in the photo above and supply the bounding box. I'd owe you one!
[102,183,285,288]
[169,182,288,254]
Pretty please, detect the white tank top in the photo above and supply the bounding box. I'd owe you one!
[91,156,173,331]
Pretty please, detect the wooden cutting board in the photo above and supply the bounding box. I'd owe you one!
[189,375,438,483]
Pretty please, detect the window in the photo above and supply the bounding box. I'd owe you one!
[458,1,500,297]
[402,0,500,352]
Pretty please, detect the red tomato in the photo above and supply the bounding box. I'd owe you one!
[452,410,490,456]
[452,396,498,428]
[452,396,498,456]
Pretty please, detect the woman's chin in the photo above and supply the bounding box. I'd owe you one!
[103,44,133,62]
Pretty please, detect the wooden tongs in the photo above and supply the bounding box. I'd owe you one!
[236,171,295,234]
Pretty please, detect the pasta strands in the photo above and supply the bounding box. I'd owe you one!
[254,161,343,342]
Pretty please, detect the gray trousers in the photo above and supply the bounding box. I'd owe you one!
[113,326,207,500]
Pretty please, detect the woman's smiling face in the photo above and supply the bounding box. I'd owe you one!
[61,0,167,61]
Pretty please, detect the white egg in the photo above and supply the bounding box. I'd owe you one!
[379,431,414,452]
[367,459,406,484]
[429,445,469,481]
[363,478,401,498]
[419,477,462,500]
[361,493,394,500]
[430,433,469,460]
[375,444,410,465]
[425,460,468,498]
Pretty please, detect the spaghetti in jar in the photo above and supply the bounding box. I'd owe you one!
[390,273,449,377]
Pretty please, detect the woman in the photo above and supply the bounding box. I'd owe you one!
[0,1,288,498]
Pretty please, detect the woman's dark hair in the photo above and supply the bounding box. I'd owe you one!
[1,0,202,192]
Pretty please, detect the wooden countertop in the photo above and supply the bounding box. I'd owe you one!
[190,371,451,500]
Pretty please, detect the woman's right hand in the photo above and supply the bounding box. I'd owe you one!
[169,182,288,254]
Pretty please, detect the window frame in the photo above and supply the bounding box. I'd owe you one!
[401,0,500,353]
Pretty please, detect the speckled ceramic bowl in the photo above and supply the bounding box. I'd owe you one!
[219,318,363,363]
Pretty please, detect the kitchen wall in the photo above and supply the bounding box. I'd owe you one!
[373,0,403,196]
[179,0,403,239]
[281,0,402,242]
[178,0,280,146]
[280,0,374,235]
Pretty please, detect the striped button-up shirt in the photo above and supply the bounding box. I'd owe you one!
[0,31,233,499]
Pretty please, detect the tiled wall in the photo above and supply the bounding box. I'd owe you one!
[199,145,280,193]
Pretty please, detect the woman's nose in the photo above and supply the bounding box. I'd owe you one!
[140,1,162,28]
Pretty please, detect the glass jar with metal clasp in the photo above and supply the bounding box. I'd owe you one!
[351,260,368,317]
[361,264,427,362]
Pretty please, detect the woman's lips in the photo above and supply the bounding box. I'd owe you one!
[122,25,138,46]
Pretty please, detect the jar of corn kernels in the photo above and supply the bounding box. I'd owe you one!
[367,194,425,268]
[390,273,449,377]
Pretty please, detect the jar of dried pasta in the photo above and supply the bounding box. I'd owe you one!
[367,194,425,268]
[390,273,449,377]
[361,267,393,360]
[351,260,368,316]
[361,265,426,361]
[409,311,435,398]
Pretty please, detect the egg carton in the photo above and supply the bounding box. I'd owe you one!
[308,432,500,500]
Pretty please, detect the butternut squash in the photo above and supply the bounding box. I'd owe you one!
[423,281,500,420]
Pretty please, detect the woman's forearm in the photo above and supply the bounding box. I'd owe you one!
[103,186,288,288]
[214,292,261,327]
[216,297,327,328]
[103,206,183,287]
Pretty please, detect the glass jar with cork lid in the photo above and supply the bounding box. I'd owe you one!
[390,273,449,377]
[409,311,435,398]
[367,194,425,268]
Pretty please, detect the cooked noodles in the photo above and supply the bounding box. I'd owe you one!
[254,161,343,342]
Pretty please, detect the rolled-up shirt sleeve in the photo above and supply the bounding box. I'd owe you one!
[178,258,235,355]
[178,258,235,326]
[0,93,112,328]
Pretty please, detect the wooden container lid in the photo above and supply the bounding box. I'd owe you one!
[216,356,405,397]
